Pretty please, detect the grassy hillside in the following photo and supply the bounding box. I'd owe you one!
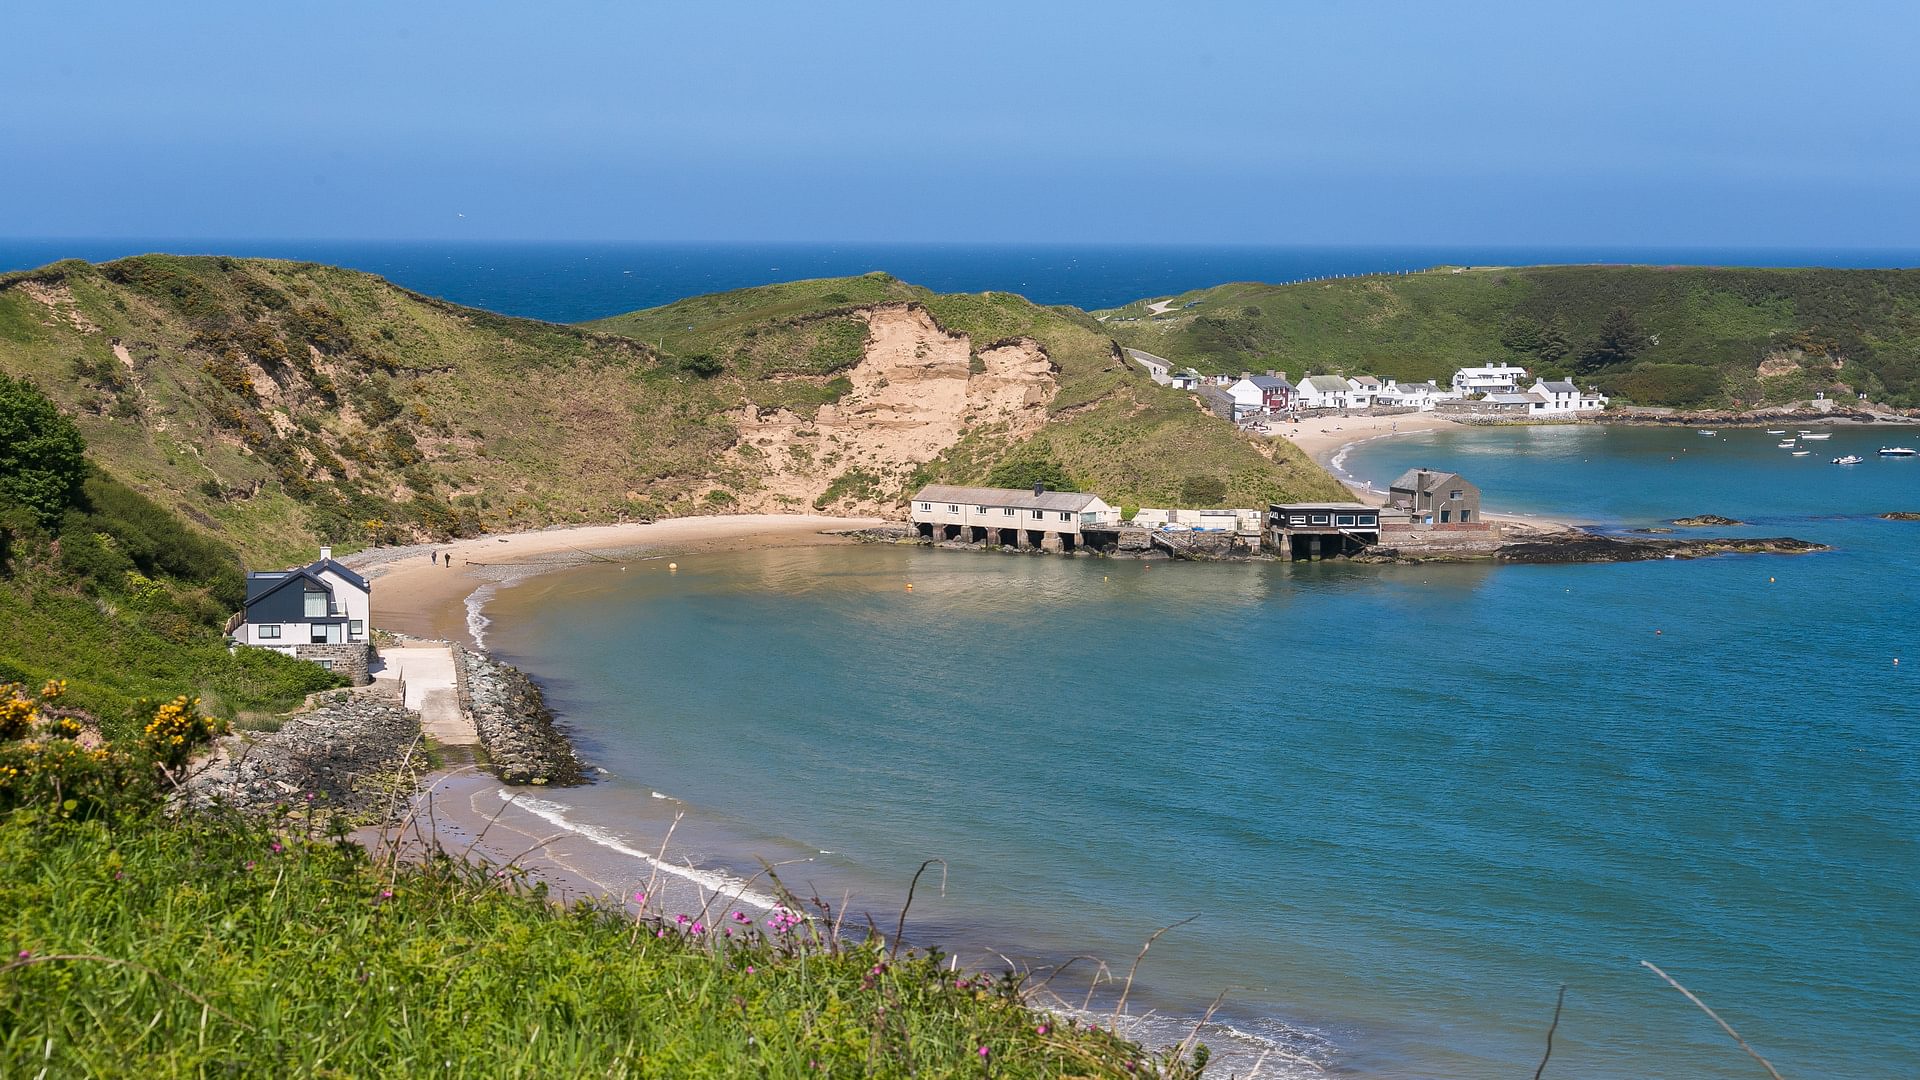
[589,276,1347,510]
[1102,265,1920,408]
[0,258,1343,567]
[2,811,1189,1078]
[0,374,340,733]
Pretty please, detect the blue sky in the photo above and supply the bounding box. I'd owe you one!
[6,1,1917,245]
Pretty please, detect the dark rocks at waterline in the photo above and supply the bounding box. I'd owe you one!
[1628,527,1675,534]
[1881,511,1920,521]
[455,645,587,786]
[1670,515,1746,527]
[1356,533,1828,565]
[182,690,424,821]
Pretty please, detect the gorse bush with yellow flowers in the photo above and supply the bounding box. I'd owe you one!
[0,684,224,815]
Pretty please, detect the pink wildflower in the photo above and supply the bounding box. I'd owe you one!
[16,950,29,960]
[269,841,283,854]
[633,891,647,905]
[1036,1024,1049,1035]
[978,1046,990,1059]
[745,965,756,974]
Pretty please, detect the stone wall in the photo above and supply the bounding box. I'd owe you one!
[182,686,422,821]
[294,642,372,686]
[453,645,587,786]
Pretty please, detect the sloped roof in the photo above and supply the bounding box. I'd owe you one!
[1485,392,1545,404]
[912,485,1105,512]
[1539,380,1578,394]
[307,557,369,592]
[1249,375,1292,390]
[1390,469,1463,494]
[1301,375,1352,392]
[244,567,331,608]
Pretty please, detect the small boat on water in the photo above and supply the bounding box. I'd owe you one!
[1833,455,1865,465]
[1766,429,1787,435]
[1777,439,1797,448]
[1697,429,1718,436]
[1879,446,1918,456]
[1801,432,1832,440]
[1792,450,1812,456]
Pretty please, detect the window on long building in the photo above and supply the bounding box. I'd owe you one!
[304,588,328,618]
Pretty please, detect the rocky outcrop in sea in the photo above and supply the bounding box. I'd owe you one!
[182,688,424,822]
[1356,532,1828,565]
[455,645,588,786]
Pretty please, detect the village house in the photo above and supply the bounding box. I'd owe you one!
[1527,378,1608,413]
[910,484,1121,552]
[1373,379,1457,411]
[1168,368,1202,390]
[1451,362,1530,395]
[1385,469,1486,528]
[1225,371,1293,419]
[1294,374,1358,410]
[233,547,374,684]
[1346,375,1383,408]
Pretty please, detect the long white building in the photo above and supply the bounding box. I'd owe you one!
[1451,362,1530,395]
[910,484,1120,551]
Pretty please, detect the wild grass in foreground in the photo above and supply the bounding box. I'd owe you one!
[0,807,1205,1078]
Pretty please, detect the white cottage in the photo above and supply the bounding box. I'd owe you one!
[234,547,373,684]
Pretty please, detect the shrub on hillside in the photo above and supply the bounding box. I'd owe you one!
[1602,364,1725,406]
[986,457,1079,493]
[0,374,88,525]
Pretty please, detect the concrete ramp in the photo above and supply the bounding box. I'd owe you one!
[372,645,477,747]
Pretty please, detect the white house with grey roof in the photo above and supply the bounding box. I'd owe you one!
[910,484,1120,551]
[1295,374,1360,410]
[1528,378,1608,414]
[233,547,373,684]
[1452,362,1530,395]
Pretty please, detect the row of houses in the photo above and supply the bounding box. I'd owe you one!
[1136,350,1607,421]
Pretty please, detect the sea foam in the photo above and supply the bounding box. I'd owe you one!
[497,789,783,912]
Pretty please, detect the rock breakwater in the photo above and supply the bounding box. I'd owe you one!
[455,645,587,786]
[1357,532,1828,565]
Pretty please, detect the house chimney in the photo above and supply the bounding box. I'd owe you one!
[1240,371,1252,380]
[1033,482,1045,497]
[319,546,332,561]
[1265,370,1277,378]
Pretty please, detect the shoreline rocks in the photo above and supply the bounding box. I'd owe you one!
[182,688,425,822]
[1881,511,1920,521]
[1356,532,1827,565]
[455,645,587,786]
[1670,515,1746,527]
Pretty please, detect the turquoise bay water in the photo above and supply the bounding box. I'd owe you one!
[484,425,1918,1078]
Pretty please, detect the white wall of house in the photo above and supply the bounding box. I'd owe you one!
[1452,363,1530,394]
[909,497,1118,537]
[1225,379,1267,420]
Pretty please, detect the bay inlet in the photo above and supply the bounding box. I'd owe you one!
[474,425,1917,1078]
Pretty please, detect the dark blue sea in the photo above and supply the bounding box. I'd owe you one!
[6,239,1920,321]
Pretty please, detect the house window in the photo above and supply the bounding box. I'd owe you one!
[258,624,282,640]
[312,625,330,644]
[1336,514,1356,526]
[1059,512,1072,521]
[1460,509,1472,523]
[1290,515,1307,525]
[348,620,364,640]
[975,506,985,513]
[948,504,959,513]
[918,502,931,510]
[1440,509,1452,523]
[315,658,334,670]
[1310,514,1329,525]
[304,588,328,618]
[1031,510,1043,519]
[1450,490,1463,500]
[1002,508,1013,515]
[1360,514,1377,526]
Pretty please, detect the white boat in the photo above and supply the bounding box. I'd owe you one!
[1879,446,1918,456]
[1792,450,1812,456]
[1832,455,1864,465]
[1765,429,1786,435]
[1777,440,1797,448]
[1801,432,1832,440]
[1697,429,1718,436]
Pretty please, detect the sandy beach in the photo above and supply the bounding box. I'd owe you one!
[353,513,888,644]
[1267,412,1583,531]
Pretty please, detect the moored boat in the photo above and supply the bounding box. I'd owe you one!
[1801,432,1832,440]
[1777,439,1796,448]
[1879,446,1918,456]
[1697,429,1717,436]
[1791,450,1811,456]
[1833,455,1864,465]
[1766,429,1786,435]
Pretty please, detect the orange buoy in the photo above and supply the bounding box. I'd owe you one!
[668,562,678,572]
[905,583,913,591]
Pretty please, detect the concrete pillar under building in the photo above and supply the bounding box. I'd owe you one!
[1040,532,1064,553]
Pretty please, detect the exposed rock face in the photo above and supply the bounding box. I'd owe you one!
[1881,511,1920,521]
[182,689,423,821]
[1357,533,1827,564]
[455,645,586,786]
[728,304,1057,514]
[1671,515,1746,527]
